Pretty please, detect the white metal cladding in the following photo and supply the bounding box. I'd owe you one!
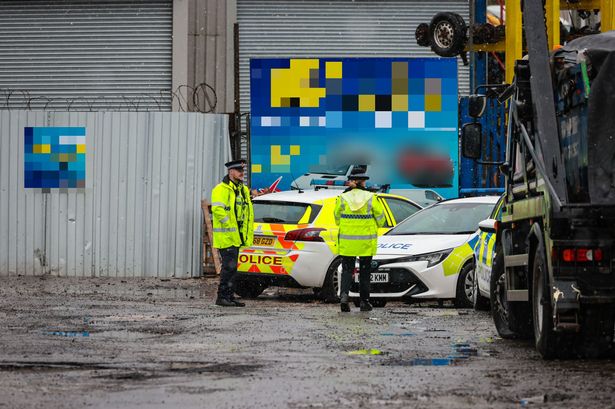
[0,111,232,277]
[237,0,471,120]
[0,0,173,112]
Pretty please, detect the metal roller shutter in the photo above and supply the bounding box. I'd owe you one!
[0,0,172,111]
[237,0,470,118]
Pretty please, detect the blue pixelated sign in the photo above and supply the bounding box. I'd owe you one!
[24,127,86,188]
[249,58,459,198]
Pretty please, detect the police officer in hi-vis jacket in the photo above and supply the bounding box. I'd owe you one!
[334,173,385,312]
[211,159,254,307]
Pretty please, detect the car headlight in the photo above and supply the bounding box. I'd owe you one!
[376,248,453,268]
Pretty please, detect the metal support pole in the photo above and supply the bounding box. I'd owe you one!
[602,0,615,31]
[505,0,523,84]
[545,0,561,50]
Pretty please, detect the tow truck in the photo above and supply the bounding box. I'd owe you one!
[461,1,615,358]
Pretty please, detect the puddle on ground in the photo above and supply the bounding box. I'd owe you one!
[45,331,90,337]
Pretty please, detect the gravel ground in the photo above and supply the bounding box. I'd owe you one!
[0,276,614,409]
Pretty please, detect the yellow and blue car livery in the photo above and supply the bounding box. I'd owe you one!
[236,189,421,295]
[473,196,504,301]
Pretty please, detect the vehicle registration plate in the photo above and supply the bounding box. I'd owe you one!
[253,236,275,246]
[355,272,389,283]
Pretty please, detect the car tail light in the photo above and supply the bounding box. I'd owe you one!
[284,228,325,242]
[560,248,603,263]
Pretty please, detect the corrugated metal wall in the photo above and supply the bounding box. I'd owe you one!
[186,0,236,114]
[237,0,470,118]
[0,0,173,111]
[0,111,231,277]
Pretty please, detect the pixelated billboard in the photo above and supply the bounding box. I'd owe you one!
[250,58,459,198]
[24,127,86,188]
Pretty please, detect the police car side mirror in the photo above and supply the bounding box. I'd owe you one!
[461,123,482,160]
[478,218,498,234]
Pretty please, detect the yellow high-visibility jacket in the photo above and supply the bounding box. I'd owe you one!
[211,177,254,249]
[333,188,385,256]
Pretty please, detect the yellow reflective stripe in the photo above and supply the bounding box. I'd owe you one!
[339,233,378,240]
[486,234,496,267]
[478,233,486,266]
[340,214,372,219]
[212,201,227,208]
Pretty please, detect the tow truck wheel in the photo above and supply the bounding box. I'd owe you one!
[472,268,490,311]
[320,258,341,303]
[490,245,517,339]
[234,278,267,299]
[454,263,474,308]
[532,240,559,359]
[429,12,467,57]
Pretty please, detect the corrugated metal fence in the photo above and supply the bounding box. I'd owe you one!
[0,111,231,277]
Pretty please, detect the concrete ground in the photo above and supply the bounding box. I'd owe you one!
[0,276,614,409]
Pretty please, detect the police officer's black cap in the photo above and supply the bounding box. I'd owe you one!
[348,173,369,181]
[225,159,246,170]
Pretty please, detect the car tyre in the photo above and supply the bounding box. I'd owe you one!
[320,257,341,303]
[415,23,431,47]
[234,278,267,299]
[472,268,490,311]
[429,12,467,57]
[454,262,474,308]
[490,245,517,339]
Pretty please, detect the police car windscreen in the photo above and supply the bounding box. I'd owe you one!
[253,201,321,224]
[386,202,495,235]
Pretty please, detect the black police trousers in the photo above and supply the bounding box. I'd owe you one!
[340,256,372,301]
[217,246,239,301]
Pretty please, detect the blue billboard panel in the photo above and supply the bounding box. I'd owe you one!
[250,58,458,198]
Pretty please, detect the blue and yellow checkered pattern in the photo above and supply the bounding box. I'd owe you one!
[24,127,86,189]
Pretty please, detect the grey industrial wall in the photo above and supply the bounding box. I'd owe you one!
[0,111,231,277]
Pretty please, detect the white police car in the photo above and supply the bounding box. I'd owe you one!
[346,196,500,307]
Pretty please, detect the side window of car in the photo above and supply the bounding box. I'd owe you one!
[382,197,421,224]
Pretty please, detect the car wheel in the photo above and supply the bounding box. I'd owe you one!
[371,299,387,308]
[429,12,467,57]
[319,257,341,303]
[234,278,267,299]
[454,262,474,308]
[532,239,559,359]
[415,23,431,47]
[473,268,490,311]
[489,244,525,339]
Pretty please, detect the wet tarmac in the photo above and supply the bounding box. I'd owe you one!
[0,276,614,409]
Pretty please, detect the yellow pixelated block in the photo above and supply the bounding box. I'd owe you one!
[271,145,290,165]
[359,94,375,112]
[290,145,301,155]
[34,144,50,154]
[252,164,262,173]
[76,144,86,154]
[392,95,408,111]
[326,61,343,79]
[59,153,70,162]
[271,59,325,108]
[425,94,442,112]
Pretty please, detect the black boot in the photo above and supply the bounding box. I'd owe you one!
[230,298,245,307]
[340,293,350,312]
[360,300,373,312]
[215,298,236,307]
